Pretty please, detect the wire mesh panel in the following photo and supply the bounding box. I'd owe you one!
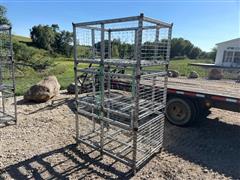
[73,14,172,173]
[0,25,17,125]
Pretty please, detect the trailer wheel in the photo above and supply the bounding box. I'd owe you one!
[166,97,196,126]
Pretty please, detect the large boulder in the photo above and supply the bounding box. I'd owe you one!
[168,70,179,78]
[208,69,223,80]
[188,71,199,79]
[24,76,60,102]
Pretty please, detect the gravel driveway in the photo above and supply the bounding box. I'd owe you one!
[0,91,239,179]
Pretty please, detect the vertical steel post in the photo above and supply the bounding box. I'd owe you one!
[154,26,160,60]
[91,29,95,59]
[0,29,5,114]
[92,74,96,132]
[163,24,172,106]
[108,30,112,59]
[132,13,143,173]
[100,23,105,157]
[91,29,96,131]
[9,27,17,123]
[107,30,111,119]
[152,26,159,111]
[73,24,79,143]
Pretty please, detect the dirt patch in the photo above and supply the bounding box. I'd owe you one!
[0,91,240,179]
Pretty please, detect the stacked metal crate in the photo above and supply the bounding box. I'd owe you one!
[73,14,172,173]
[0,25,17,124]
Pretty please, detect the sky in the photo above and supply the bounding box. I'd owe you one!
[1,0,240,52]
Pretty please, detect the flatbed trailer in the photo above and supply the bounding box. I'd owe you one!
[78,67,239,126]
[166,77,240,125]
[109,77,240,126]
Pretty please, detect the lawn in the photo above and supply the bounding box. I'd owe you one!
[13,35,32,43]
[168,59,212,77]
[14,58,212,96]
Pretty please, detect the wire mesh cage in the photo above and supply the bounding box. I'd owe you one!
[0,25,17,125]
[73,14,172,173]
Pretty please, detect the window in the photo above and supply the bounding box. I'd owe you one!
[233,51,240,64]
[223,51,234,62]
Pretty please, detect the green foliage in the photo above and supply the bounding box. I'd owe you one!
[30,24,73,56]
[171,38,202,59]
[54,30,73,57]
[208,47,217,60]
[0,5,10,25]
[13,41,36,61]
[13,40,54,71]
[189,47,202,59]
[77,46,92,58]
[112,45,119,58]
[30,25,56,51]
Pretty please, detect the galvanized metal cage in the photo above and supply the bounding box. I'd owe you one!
[73,14,172,173]
[0,25,17,125]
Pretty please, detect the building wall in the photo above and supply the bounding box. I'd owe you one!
[215,39,240,67]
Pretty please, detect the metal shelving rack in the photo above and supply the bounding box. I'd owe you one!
[0,25,17,124]
[73,14,172,173]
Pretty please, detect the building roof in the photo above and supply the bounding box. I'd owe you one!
[216,38,240,45]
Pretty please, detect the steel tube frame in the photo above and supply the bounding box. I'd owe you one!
[73,13,172,174]
[0,25,17,124]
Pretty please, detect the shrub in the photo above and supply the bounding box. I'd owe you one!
[13,41,54,71]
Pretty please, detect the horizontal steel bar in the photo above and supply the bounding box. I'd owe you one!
[139,114,164,130]
[78,100,130,119]
[77,58,168,67]
[76,25,108,32]
[78,68,132,78]
[77,109,131,130]
[143,16,172,28]
[77,138,133,166]
[109,25,159,32]
[141,71,167,78]
[73,16,140,27]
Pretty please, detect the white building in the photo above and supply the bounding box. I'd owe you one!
[215,38,240,67]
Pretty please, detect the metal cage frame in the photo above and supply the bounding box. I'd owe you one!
[0,24,17,125]
[73,13,172,173]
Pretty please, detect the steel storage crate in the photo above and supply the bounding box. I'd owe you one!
[0,25,17,125]
[73,14,172,173]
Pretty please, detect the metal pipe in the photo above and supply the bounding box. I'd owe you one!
[73,24,80,143]
[143,16,172,28]
[73,15,139,27]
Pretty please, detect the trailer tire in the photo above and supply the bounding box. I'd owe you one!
[166,97,197,126]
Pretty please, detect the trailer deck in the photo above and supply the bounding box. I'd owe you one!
[168,77,240,99]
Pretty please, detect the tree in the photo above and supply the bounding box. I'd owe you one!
[170,38,190,58]
[112,45,119,58]
[51,24,59,32]
[189,47,202,59]
[30,25,56,51]
[30,24,73,56]
[183,40,194,57]
[170,38,205,59]
[0,5,10,25]
[208,47,217,60]
[54,30,73,57]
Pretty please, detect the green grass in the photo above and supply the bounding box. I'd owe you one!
[14,58,212,96]
[13,35,32,43]
[169,59,213,77]
[146,59,212,77]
